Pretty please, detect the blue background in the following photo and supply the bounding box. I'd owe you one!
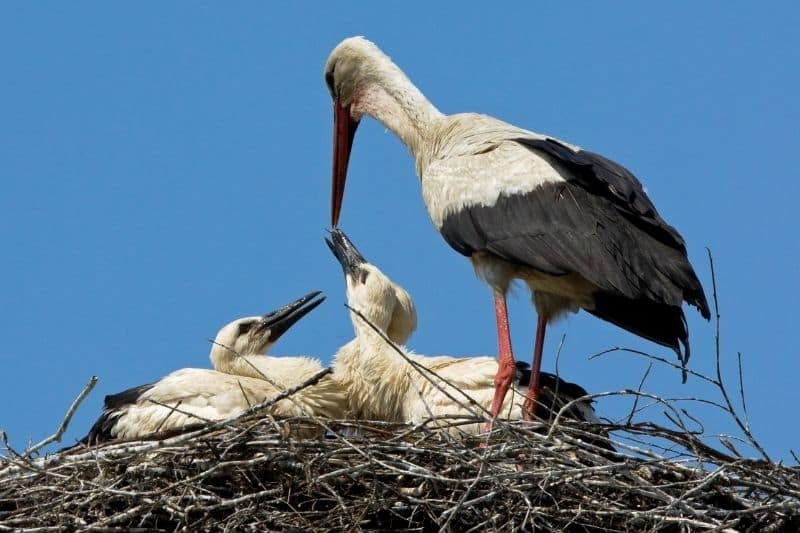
[1,3,797,459]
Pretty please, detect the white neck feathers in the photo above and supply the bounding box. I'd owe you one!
[352,49,443,163]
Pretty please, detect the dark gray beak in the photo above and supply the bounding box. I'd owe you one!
[325,228,367,278]
[255,291,326,342]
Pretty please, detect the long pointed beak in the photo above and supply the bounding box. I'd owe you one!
[255,291,326,342]
[325,228,366,277]
[331,101,359,227]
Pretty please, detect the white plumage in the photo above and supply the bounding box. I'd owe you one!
[84,368,339,443]
[82,293,345,444]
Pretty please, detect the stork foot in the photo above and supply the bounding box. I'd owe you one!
[483,359,516,434]
[521,314,547,422]
[521,388,538,421]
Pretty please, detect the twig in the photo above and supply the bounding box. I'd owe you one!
[736,351,751,431]
[626,363,652,426]
[588,347,716,385]
[706,248,770,461]
[546,334,567,424]
[148,399,213,434]
[237,379,253,409]
[24,375,97,457]
[248,367,333,413]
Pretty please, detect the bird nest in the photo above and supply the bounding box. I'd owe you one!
[2,375,799,532]
[3,268,799,532]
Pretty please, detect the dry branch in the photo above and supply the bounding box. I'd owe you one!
[23,376,97,458]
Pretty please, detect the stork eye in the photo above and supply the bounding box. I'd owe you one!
[325,69,335,94]
[238,322,255,335]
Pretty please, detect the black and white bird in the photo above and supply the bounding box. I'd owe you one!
[324,37,710,426]
[326,228,602,436]
[81,293,345,445]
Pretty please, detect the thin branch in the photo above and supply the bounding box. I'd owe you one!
[237,379,253,409]
[626,363,652,426]
[736,351,751,431]
[148,399,212,433]
[588,347,716,385]
[247,367,333,413]
[25,375,97,457]
[706,248,770,461]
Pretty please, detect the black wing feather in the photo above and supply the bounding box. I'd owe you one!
[516,138,687,250]
[515,137,709,318]
[442,183,703,307]
[80,382,154,446]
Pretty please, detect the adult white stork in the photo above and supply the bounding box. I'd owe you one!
[326,228,603,437]
[81,293,345,444]
[324,37,710,424]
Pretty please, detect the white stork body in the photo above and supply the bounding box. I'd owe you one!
[327,229,600,435]
[82,368,338,444]
[82,293,346,444]
[324,37,710,422]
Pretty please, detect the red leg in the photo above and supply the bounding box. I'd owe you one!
[522,315,547,420]
[483,293,516,433]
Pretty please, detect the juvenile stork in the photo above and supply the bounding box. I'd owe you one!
[209,291,329,387]
[324,37,710,423]
[327,228,602,436]
[82,293,345,444]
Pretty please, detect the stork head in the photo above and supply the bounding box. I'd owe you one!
[325,228,417,344]
[325,37,402,228]
[325,37,442,228]
[324,37,385,110]
[209,291,325,360]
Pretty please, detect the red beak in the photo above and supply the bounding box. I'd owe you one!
[331,101,359,227]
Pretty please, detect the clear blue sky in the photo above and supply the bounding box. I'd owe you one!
[1,3,797,459]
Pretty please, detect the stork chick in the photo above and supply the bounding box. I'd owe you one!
[327,228,601,435]
[209,291,328,389]
[81,293,345,445]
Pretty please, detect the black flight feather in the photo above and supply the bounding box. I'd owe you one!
[80,382,155,446]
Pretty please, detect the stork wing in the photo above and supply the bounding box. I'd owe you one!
[437,137,709,318]
[441,177,694,305]
[81,382,156,444]
[516,137,709,318]
[515,137,689,252]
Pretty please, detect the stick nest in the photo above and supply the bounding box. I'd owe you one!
[2,405,799,532]
[2,255,798,531]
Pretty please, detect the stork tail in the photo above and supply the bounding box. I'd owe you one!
[589,293,690,382]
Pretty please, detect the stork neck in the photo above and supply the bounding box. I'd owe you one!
[356,68,443,164]
[210,347,236,376]
[212,350,259,378]
[335,332,410,421]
